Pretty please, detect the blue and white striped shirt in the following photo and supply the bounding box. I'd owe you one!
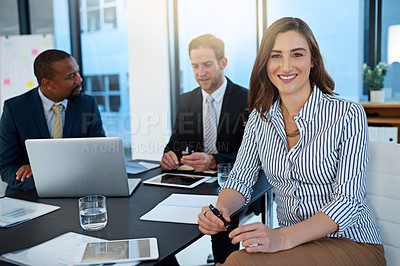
[224,87,382,244]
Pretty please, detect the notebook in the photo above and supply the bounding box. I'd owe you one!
[25,137,140,198]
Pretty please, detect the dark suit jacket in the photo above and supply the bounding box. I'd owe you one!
[164,78,248,165]
[0,87,105,195]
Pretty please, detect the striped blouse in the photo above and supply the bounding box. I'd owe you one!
[224,86,382,244]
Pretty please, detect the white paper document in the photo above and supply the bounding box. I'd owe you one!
[140,193,218,224]
[0,197,60,228]
[1,232,140,266]
[125,161,159,174]
[0,232,106,266]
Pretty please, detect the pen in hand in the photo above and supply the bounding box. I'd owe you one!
[179,147,193,162]
[209,204,231,230]
[184,146,193,156]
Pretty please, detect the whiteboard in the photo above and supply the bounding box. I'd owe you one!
[0,34,54,114]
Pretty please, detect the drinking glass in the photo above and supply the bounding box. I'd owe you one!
[78,195,107,231]
[217,163,232,187]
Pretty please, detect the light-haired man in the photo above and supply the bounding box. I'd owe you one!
[161,34,248,173]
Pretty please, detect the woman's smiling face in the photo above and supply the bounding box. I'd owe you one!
[267,30,314,97]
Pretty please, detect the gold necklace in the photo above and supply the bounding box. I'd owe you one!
[285,129,300,137]
[281,102,300,137]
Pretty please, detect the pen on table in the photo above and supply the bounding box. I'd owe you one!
[209,204,231,230]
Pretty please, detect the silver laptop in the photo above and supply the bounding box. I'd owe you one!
[25,137,141,198]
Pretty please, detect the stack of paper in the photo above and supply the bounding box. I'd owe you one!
[0,197,60,228]
[140,193,218,224]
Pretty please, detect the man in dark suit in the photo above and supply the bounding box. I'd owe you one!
[160,34,250,264]
[161,34,248,172]
[0,49,105,196]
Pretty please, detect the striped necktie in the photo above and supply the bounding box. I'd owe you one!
[204,94,218,154]
[52,104,63,138]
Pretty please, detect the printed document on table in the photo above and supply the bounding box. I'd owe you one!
[140,193,218,224]
[0,197,60,228]
[0,232,125,266]
[126,161,159,174]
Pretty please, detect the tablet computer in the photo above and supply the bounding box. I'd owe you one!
[73,238,158,265]
[143,173,210,188]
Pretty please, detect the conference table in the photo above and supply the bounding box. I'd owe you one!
[0,163,272,265]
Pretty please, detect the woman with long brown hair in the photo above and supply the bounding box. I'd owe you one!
[198,17,385,265]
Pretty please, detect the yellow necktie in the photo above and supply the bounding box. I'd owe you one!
[51,105,63,138]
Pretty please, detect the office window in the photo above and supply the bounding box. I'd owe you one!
[266,0,363,102]
[79,0,130,149]
[91,76,105,92]
[31,0,71,53]
[29,0,54,34]
[87,10,100,31]
[109,95,120,112]
[85,74,121,112]
[104,7,117,29]
[109,74,119,90]
[177,0,257,93]
[80,0,117,32]
[381,0,400,100]
[0,0,19,36]
[87,0,99,7]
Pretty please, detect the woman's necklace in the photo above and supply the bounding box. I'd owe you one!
[285,128,300,137]
[281,102,300,137]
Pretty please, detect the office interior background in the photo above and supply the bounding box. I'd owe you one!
[0,0,399,161]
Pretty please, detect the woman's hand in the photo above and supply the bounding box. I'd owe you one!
[198,205,231,235]
[229,222,286,253]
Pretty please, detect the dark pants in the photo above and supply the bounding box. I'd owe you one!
[211,197,263,264]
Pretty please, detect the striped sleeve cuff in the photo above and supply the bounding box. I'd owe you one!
[223,178,254,205]
[320,194,360,235]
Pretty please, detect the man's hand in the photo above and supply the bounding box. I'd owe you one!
[180,152,216,172]
[160,151,180,171]
[16,164,33,182]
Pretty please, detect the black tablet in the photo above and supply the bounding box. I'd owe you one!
[143,173,210,188]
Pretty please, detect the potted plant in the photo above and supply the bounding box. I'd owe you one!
[362,62,387,102]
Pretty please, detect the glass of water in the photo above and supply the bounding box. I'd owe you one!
[217,163,232,187]
[78,195,107,231]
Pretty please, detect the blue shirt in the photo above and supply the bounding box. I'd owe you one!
[224,87,382,244]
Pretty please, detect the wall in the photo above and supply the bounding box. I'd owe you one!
[126,0,172,160]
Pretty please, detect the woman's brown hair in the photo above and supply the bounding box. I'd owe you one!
[248,17,335,119]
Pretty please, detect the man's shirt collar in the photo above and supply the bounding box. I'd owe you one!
[202,76,227,103]
[38,87,68,111]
